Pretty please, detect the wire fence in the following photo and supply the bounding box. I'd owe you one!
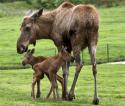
[0,44,125,70]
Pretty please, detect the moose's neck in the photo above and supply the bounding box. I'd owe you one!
[36,11,56,39]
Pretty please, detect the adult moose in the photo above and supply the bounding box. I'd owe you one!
[17,2,99,104]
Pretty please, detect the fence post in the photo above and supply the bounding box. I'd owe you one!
[107,44,109,62]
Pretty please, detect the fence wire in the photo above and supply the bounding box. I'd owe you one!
[0,44,125,69]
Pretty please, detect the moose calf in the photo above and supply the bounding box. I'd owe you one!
[22,49,64,98]
[32,47,71,99]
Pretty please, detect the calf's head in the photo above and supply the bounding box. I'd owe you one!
[22,49,35,66]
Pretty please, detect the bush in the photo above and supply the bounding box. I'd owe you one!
[0,0,122,8]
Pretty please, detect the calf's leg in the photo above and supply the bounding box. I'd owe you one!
[36,80,41,98]
[32,77,37,99]
[46,76,53,99]
[36,73,44,98]
[52,80,56,99]
[56,75,64,98]
[55,75,59,99]
[46,86,52,99]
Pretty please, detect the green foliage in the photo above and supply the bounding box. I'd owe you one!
[27,0,121,9]
[0,0,25,3]
[0,0,123,8]
[0,1,32,17]
[25,0,64,9]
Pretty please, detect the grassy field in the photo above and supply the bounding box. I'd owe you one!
[0,2,125,68]
[0,64,125,106]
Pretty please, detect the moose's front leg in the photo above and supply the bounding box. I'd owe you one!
[62,61,70,100]
[68,48,83,100]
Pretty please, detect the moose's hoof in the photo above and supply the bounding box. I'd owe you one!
[62,94,69,100]
[92,97,99,105]
[32,98,35,101]
[36,93,41,98]
[68,93,75,101]
[62,92,69,100]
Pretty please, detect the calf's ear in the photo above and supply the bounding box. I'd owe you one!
[31,48,35,54]
[25,10,33,16]
[27,49,31,53]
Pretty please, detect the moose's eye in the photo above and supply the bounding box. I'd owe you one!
[27,56,30,60]
[25,26,31,32]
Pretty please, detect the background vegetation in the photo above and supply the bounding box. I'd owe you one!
[0,0,125,9]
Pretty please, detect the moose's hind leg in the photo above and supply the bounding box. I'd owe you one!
[89,44,99,105]
[62,62,70,100]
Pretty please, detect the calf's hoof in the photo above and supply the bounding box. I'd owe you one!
[92,97,99,105]
[68,93,75,101]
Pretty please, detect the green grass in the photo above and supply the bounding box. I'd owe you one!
[0,3,125,68]
[0,1,32,17]
[0,64,125,106]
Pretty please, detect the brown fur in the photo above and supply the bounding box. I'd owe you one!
[22,49,64,98]
[17,2,99,53]
[32,48,71,99]
[17,2,99,104]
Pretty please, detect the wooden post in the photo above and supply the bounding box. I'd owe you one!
[107,44,109,62]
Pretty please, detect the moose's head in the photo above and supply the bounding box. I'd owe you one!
[17,9,43,54]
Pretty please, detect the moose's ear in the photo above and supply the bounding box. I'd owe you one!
[32,8,43,19]
[31,48,35,54]
[25,9,33,16]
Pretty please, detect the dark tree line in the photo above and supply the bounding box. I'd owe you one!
[0,0,122,8]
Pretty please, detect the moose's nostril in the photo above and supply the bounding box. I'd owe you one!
[25,47,28,52]
[21,44,25,50]
[20,44,28,52]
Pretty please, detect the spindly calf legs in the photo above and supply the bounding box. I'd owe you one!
[36,80,41,98]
